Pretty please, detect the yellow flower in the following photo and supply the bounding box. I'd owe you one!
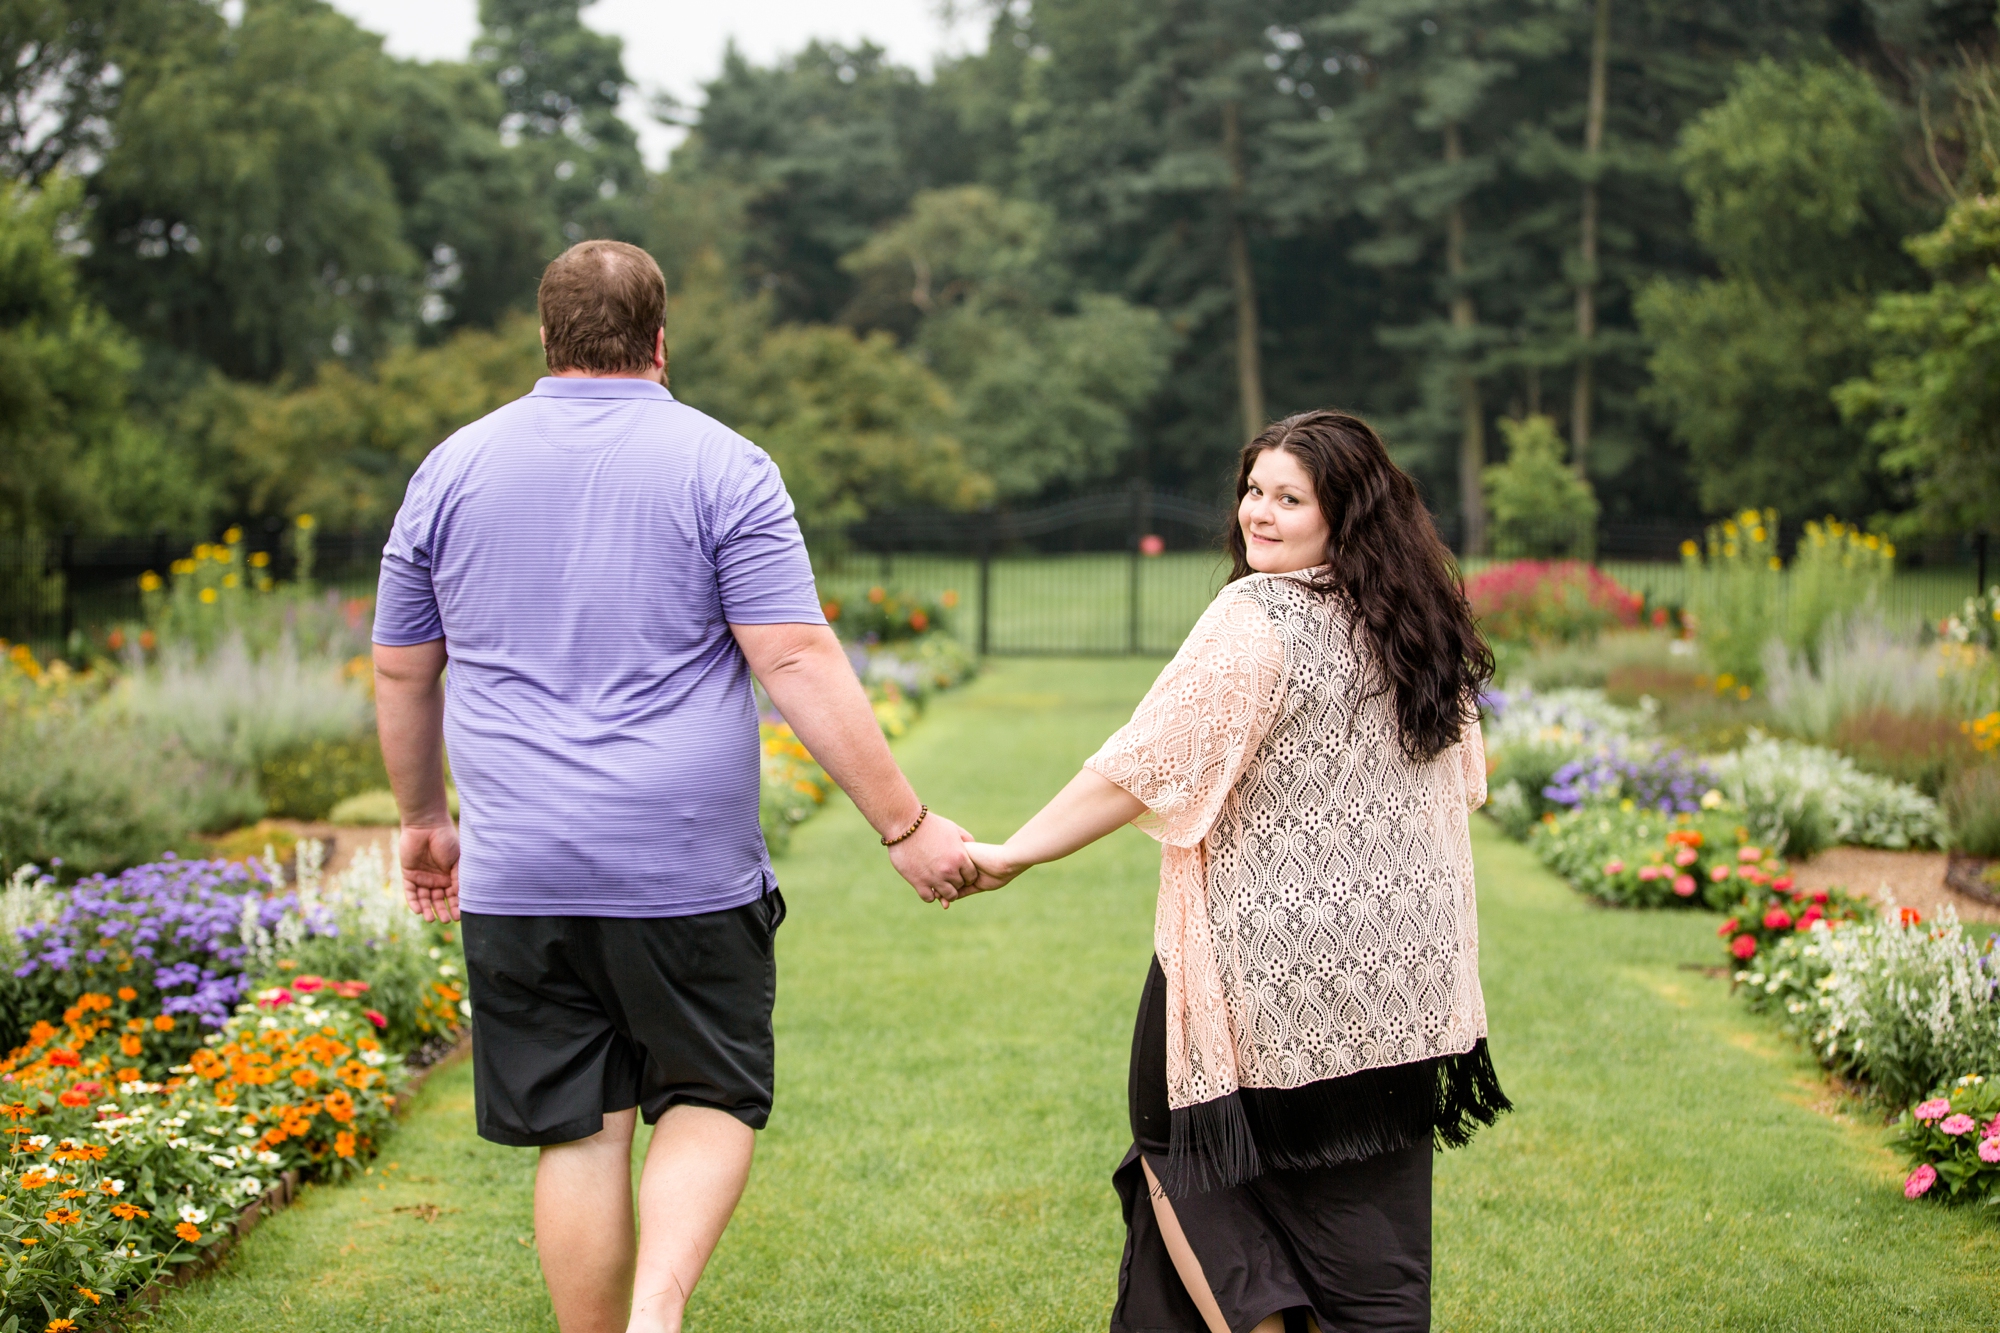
[249,551,270,568]
[198,588,217,605]
[222,573,239,589]
[1680,540,1698,558]
[1715,673,1736,692]
[257,577,274,592]
[170,559,194,576]
[295,513,316,529]
[222,526,242,544]
[1768,557,1781,570]
[138,571,162,593]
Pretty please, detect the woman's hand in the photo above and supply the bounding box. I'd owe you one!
[963,842,1026,893]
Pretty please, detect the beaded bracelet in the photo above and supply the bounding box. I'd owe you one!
[881,804,929,847]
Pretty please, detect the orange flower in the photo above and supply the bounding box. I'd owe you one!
[124,1018,145,1033]
[57,1189,85,1200]
[324,1090,356,1123]
[153,1015,174,1032]
[43,1208,80,1225]
[174,1221,201,1243]
[116,1068,141,1084]
[109,1203,148,1220]
[119,1035,142,1057]
[334,1130,356,1158]
[57,1090,88,1108]
[45,1319,76,1331]
[19,1170,52,1189]
[74,1286,101,1305]
[290,1068,319,1089]
[115,987,137,1003]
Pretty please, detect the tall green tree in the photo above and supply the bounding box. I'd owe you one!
[473,0,646,245]
[1636,58,1929,521]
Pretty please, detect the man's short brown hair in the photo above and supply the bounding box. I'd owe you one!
[537,240,667,374]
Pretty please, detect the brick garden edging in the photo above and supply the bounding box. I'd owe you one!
[130,1033,471,1311]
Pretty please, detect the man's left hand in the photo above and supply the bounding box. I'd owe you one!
[399,822,462,923]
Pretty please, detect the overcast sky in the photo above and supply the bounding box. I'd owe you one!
[322,0,988,167]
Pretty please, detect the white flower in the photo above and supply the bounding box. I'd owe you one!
[167,1137,191,1150]
[208,1154,235,1169]
[178,1205,208,1225]
[25,1135,49,1150]
[460,999,472,1017]
[360,1050,386,1068]
[232,1145,252,1160]
[234,1126,259,1138]
[428,947,443,960]
[257,1016,279,1031]
[203,1126,226,1136]
[101,1179,125,1195]
[255,1151,281,1166]
[438,962,458,978]
[96,1103,121,1113]
[239,1177,263,1196]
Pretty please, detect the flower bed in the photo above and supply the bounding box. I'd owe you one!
[1892,1075,2000,1211]
[0,848,463,1327]
[1466,561,1644,645]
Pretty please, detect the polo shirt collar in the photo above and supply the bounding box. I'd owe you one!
[531,376,675,401]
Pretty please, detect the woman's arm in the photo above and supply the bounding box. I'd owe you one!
[963,769,1145,891]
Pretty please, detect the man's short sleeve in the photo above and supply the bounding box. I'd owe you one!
[373,464,445,646]
[715,450,825,625]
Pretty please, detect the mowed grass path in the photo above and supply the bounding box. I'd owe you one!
[152,659,1999,1331]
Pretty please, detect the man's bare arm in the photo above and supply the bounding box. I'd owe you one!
[374,639,460,922]
[730,622,973,901]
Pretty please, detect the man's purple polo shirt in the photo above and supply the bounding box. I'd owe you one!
[372,377,825,918]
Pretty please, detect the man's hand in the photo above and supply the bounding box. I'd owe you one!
[887,810,976,904]
[400,822,461,923]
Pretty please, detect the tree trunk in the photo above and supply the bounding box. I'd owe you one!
[1571,0,1611,477]
[1445,122,1485,557]
[1222,99,1265,440]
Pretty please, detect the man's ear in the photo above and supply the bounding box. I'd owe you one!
[653,327,666,369]
[538,325,546,347]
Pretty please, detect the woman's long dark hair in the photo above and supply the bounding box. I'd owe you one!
[1225,409,1494,763]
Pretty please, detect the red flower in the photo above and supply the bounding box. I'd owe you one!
[1899,906,1924,928]
[46,1051,79,1069]
[1797,906,1824,929]
[1730,934,1759,960]
[58,1090,88,1108]
[1772,875,1794,892]
[1717,918,1739,937]
[363,1010,388,1030]
[1811,890,1828,905]
[292,976,325,994]
[1761,908,1793,931]
[908,610,929,632]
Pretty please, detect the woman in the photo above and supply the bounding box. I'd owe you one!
[961,410,1509,1333]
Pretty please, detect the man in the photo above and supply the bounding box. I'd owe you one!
[372,239,977,1333]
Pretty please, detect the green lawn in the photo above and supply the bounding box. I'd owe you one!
[149,659,1999,1331]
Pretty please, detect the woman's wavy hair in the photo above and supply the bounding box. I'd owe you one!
[1225,409,1493,763]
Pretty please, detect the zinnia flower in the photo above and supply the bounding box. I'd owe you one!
[1904,1163,1937,1198]
[1762,909,1793,931]
[1940,1114,1976,1136]
[174,1221,202,1243]
[1603,859,1625,876]
[1710,865,1732,883]
[1674,847,1698,868]
[1979,1137,2000,1164]
[363,1010,387,1030]
[1914,1099,1952,1123]
[1737,846,1762,863]
[1717,918,1739,937]
[1730,934,1758,960]
[1672,875,1697,898]
[292,975,325,993]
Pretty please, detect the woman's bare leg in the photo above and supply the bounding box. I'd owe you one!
[1140,1157,1288,1333]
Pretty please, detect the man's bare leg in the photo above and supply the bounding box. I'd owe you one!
[626,1104,756,1333]
[1141,1157,1306,1333]
[538,1109,639,1333]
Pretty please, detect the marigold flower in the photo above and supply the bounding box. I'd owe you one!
[115,987,137,1003]
[174,1221,202,1243]
[1905,1163,1938,1198]
[153,1015,174,1032]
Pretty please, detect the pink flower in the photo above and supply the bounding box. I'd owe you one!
[1940,1114,1977,1136]
[1730,934,1758,960]
[1674,847,1699,868]
[1905,1163,1938,1198]
[363,1009,388,1030]
[1914,1099,1952,1123]
[1717,918,1739,937]
[1762,908,1793,931]
[291,975,325,993]
[1980,1137,2000,1165]
[1737,846,1762,863]
[1638,865,1662,881]
[1673,874,1698,898]
[1797,906,1824,929]
[1986,1116,2000,1139]
[1710,864,1732,883]
[1773,875,1794,892]
[1603,859,1625,876]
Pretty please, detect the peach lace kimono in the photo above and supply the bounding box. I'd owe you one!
[1087,569,1498,1190]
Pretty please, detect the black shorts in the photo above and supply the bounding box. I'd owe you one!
[460,888,785,1147]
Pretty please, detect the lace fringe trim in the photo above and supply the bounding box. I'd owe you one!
[1161,1038,1513,1198]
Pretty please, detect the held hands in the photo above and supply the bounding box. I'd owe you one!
[886,809,978,905]
[399,822,462,923]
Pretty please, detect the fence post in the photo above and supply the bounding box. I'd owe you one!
[1128,480,1149,655]
[976,519,992,658]
[57,529,75,651]
[1979,532,1989,595]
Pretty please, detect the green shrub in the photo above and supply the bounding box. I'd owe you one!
[1481,415,1599,559]
[259,733,388,820]
[1709,732,1945,857]
[1943,761,2000,857]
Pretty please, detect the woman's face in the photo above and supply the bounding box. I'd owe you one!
[1238,447,1330,575]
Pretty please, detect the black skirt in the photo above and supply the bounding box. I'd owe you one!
[1110,957,1508,1333]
